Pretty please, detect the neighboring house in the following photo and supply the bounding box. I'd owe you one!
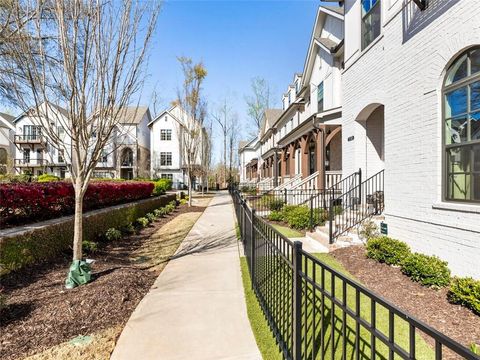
[13,102,72,178]
[340,0,480,277]
[0,112,15,174]
[93,106,152,179]
[12,103,151,179]
[238,137,260,183]
[149,104,209,189]
[249,5,344,191]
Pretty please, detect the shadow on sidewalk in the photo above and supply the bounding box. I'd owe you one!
[169,231,237,261]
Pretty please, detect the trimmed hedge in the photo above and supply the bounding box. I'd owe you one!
[0,193,176,275]
[0,181,155,227]
[401,253,451,288]
[448,277,480,315]
[366,236,410,266]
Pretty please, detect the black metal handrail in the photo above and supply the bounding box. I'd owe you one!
[231,188,479,360]
[328,169,384,243]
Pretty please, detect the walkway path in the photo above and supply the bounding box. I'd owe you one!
[111,192,261,360]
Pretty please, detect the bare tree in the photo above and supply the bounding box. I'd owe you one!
[245,77,271,134]
[227,113,240,185]
[211,99,232,187]
[174,57,207,206]
[4,0,160,286]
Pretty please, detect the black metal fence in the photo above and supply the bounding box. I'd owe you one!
[232,189,479,360]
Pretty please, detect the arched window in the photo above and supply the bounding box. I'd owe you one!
[443,47,480,202]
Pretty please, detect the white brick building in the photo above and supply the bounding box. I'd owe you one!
[342,0,480,277]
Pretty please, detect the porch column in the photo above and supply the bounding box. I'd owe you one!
[281,148,287,178]
[289,143,296,176]
[300,136,309,179]
[273,151,278,187]
[316,127,326,190]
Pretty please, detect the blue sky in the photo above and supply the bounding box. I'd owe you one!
[144,0,322,163]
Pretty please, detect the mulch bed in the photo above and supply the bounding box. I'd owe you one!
[331,246,480,354]
[0,204,206,360]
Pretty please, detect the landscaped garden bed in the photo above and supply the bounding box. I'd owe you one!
[0,196,211,360]
[330,245,480,352]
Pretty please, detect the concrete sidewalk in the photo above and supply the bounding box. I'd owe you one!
[111,192,261,360]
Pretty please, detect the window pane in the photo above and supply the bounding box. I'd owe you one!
[362,0,378,15]
[470,81,480,112]
[445,54,468,85]
[445,86,467,118]
[471,111,480,141]
[362,3,381,50]
[445,115,468,144]
[471,48,480,75]
[447,146,471,200]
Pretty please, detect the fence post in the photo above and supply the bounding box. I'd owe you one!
[292,241,303,360]
[241,199,245,243]
[250,208,256,288]
[358,168,362,206]
[329,198,334,244]
[309,196,314,230]
[284,188,287,204]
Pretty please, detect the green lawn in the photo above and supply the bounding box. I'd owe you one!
[270,223,304,238]
[240,253,434,360]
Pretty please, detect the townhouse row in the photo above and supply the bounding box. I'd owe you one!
[0,102,207,189]
[238,0,480,278]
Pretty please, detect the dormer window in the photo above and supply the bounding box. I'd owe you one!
[361,0,381,50]
[295,81,300,94]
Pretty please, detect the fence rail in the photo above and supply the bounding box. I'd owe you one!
[232,189,479,360]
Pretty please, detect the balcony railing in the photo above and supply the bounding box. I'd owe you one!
[15,158,49,167]
[14,135,47,145]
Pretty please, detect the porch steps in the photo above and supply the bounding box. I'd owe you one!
[306,212,385,251]
[273,174,302,191]
[290,171,319,191]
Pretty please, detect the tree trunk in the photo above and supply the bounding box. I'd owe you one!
[223,136,227,188]
[73,178,84,261]
[187,170,192,207]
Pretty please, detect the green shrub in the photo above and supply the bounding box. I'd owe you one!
[121,223,136,235]
[448,277,480,315]
[153,178,173,196]
[37,174,60,182]
[136,217,149,228]
[279,205,326,229]
[105,228,122,241]
[153,209,162,217]
[268,210,283,222]
[82,240,98,253]
[0,193,176,275]
[269,198,285,211]
[333,205,343,216]
[179,198,188,205]
[0,173,32,183]
[165,204,175,213]
[401,253,451,288]
[366,236,410,265]
[146,213,156,223]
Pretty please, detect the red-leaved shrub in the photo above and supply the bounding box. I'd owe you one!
[0,181,154,227]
